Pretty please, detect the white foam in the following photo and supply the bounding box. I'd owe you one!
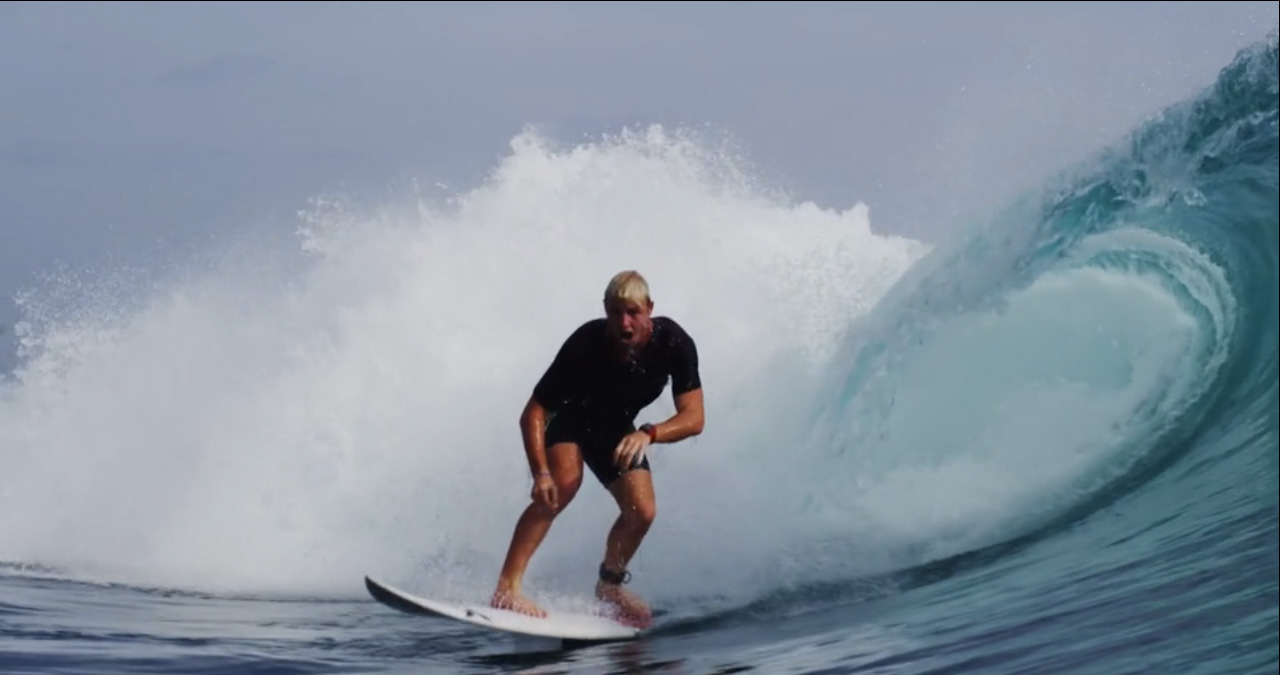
[0,125,927,602]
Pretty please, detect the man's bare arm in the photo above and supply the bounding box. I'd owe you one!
[519,395,551,477]
[649,388,704,444]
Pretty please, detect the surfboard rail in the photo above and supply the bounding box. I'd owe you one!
[364,575,641,643]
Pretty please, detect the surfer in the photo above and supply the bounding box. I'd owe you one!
[490,270,705,629]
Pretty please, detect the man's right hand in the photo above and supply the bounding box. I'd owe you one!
[531,473,558,512]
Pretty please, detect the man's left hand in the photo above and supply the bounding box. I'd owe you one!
[614,431,650,470]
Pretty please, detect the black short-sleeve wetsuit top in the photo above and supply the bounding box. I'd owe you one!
[532,316,700,485]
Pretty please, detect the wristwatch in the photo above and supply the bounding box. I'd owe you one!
[639,423,658,443]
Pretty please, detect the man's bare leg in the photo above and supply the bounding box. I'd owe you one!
[595,468,656,628]
[492,443,583,617]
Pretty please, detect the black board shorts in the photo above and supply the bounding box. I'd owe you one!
[544,413,650,487]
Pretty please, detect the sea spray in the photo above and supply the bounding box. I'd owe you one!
[0,125,926,604]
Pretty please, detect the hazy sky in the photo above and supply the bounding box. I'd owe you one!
[1,1,1276,365]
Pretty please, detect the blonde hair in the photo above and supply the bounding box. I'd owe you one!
[603,270,651,307]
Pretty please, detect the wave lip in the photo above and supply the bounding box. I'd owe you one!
[791,30,1277,594]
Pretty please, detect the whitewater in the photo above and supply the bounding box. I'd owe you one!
[1,31,1276,675]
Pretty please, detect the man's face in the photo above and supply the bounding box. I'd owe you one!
[605,298,653,351]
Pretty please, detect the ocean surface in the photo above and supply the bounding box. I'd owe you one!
[1,31,1276,675]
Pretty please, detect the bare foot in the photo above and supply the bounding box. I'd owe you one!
[595,580,652,629]
[491,587,547,618]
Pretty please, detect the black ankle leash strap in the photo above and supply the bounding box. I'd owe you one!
[599,563,632,585]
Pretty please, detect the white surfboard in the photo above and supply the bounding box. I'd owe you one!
[364,575,641,643]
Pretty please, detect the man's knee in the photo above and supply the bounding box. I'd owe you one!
[626,499,656,527]
[608,468,657,525]
[620,485,656,526]
[553,479,582,514]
